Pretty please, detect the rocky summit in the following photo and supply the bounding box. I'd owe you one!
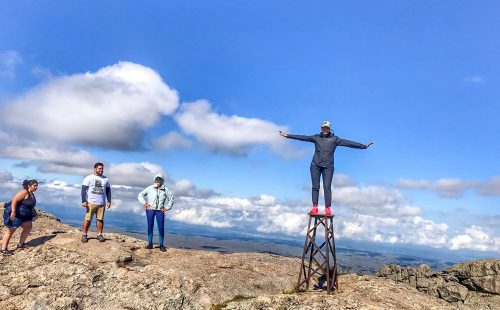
[0,207,498,310]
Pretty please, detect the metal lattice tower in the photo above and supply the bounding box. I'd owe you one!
[297,213,338,294]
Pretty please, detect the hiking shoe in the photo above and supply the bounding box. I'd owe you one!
[1,249,14,256]
[97,235,105,242]
[159,246,167,252]
[145,243,153,250]
[325,207,332,216]
[309,206,319,214]
[16,243,28,250]
[81,235,88,243]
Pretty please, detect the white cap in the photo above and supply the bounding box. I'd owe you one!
[321,120,331,128]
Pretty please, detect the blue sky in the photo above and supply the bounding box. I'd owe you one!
[0,1,499,255]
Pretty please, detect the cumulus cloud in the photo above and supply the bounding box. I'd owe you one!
[336,214,449,247]
[476,176,500,196]
[0,50,22,80]
[153,131,192,150]
[170,179,217,199]
[332,174,357,188]
[3,166,498,253]
[174,100,301,157]
[397,178,478,198]
[106,162,166,188]
[0,145,98,176]
[1,61,179,150]
[450,226,500,252]
[0,169,14,182]
[397,179,429,190]
[433,178,475,198]
[333,185,407,212]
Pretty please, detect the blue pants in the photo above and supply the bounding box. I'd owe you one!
[310,164,334,207]
[146,209,165,246]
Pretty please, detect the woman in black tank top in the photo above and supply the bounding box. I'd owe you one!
[1,179,38,256]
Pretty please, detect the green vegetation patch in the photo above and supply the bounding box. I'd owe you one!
[210,295,254,310]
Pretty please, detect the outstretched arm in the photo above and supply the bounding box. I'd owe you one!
[278,131,315,142]
[338,138,374,149]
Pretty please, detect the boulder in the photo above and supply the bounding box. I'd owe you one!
[444,259,500,294]
[437,282,469,303]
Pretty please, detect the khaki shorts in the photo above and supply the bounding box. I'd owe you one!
[84,203,105,221]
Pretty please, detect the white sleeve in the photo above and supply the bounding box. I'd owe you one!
[82,175,91,186]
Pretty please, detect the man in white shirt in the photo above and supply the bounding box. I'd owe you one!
[81,162,111,243]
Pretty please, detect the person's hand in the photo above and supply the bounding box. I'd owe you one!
[161,207,166,214]
[366,142,374,148]
[105,202,111,209]
[81,202,88,208]
[278,130,288,137]
[144,203,150,209]
[9,212,16,220]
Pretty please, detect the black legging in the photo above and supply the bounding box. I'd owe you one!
[310,164,334,207]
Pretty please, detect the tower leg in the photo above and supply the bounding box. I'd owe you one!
[297,213,339,293]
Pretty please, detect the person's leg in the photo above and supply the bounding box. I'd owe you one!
[322,166,334,215]
[19,221,32,245]
[1,227,16,251]
[310,164,321,206]
[155,210,165,246]
[146,209,155,245]
[82,220,91,234]
[96,205,105,234]
[82,204,95,237]
[96,220,103,234]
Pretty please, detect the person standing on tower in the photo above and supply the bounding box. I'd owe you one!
[279,121,373,215]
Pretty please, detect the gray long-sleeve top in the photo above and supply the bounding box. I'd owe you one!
[286,133,367,168]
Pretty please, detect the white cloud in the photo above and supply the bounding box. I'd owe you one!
[253,194,277,206]
[0,144,99,176]
[332,174,356,188]
[476,176,500,196]
[433,178,475,198]
[0,50,22,80]
[0,169,14,182]
[3,167,498,253]
[171,206,234,228]
[333,185,406,212]
[31,66,53,79]
[397,178,478,198]
[397,179,429,189]
[174,100,301,157]
[450,226,500,252]
[256,212,307,235]
[106,162,166,188]
[153,131,192,150]
[336,214,448,248]
[463,75,485,84]
[170,179,217,199]
[1,61,179,150]
[28,180,81,207]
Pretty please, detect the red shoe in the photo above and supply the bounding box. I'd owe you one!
[325,207,332,216]
[309,205,319,214]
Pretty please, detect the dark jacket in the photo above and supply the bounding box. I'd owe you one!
[287,133,366,168]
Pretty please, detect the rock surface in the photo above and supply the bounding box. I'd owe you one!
[0,207,497,309]
[444,260,500,295]
[378,262,500,309]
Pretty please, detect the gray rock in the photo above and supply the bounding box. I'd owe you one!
[437,282,469,303]
[444,259,500,294]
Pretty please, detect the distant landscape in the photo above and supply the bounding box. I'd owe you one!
[39,204,498,274]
